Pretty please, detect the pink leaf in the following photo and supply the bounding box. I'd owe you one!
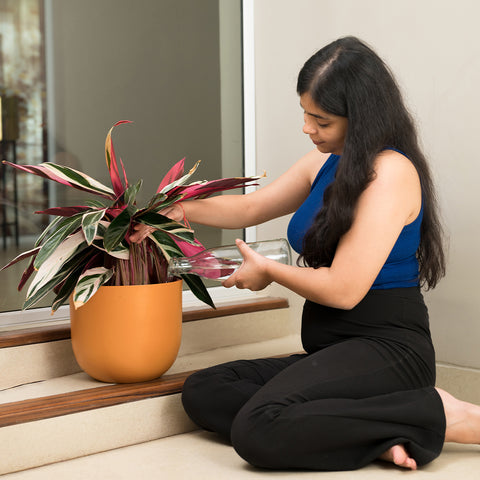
[35,206,92,216]
[2,161,115,200]
[167,175,262,201]
[1,246,40,273]
[156,158,185,193]
[175,238,206,256]
[105,121,132,197]
[106,205,128,218]
[18,258,36,291]
[119,157,128,189]
[3,162,76,188]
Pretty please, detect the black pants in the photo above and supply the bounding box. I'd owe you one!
[181,288,446,471]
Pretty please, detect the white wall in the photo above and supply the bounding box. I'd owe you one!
[253,0,480,369]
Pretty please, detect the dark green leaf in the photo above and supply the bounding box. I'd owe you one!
[124,179,143,205]
[181,274,215,309]
[103,207,134,252]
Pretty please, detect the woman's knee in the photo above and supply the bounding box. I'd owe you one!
[230,404,286,469]
[181,369,217,419]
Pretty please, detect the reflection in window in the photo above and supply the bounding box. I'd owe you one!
[0,0,244,314]
[0,0,49,311]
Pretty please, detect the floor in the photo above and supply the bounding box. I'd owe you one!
[3,430,480,479]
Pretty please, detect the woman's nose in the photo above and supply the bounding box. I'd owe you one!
[303,121,316,135]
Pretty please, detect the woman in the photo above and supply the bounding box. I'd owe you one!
[132,36,480,471]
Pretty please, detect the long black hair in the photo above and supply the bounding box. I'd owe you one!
[297,36,445,289]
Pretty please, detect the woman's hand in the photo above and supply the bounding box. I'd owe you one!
[222,239,273,291]
[129,203,185,243]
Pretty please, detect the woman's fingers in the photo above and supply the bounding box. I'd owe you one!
[129,224,155,243]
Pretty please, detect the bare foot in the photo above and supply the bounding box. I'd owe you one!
[436,388,480,444]
[379,444,417,470]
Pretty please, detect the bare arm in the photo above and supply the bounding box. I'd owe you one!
[130,149,328,241]
[223,150,422,309]
[182,149,327,228]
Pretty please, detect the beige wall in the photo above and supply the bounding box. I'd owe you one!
[253,0,480,368]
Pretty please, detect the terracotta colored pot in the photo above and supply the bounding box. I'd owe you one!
[70,280,182,383]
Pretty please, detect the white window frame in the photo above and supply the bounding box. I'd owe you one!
[0,0,258,329]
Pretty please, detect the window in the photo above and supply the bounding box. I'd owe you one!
[0,0,256,326]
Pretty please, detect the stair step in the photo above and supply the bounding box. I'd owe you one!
[0,335,302,475]
[1,296,291,391]
[5,430,480,479]
[0,370,194,428]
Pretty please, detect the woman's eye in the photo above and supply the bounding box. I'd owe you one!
[317,123,329,128]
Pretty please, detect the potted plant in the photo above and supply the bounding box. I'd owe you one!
[2,120,261,382]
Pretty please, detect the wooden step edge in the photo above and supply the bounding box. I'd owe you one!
[0,370,197,428]
[0,351,302,429]
[0,297,289,348]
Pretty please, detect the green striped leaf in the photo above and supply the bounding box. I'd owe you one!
[82,209,107,245]
[34,216,65,247]
[24,233,89,309]
[50,255,97,311]
[149,229,184,261]
[103,207,135,252]
[124,179,142,205]
[92,221,130,260]
[44,163,115,198]
[72,267,114,309]
[138,211,195,244]
[34,215,84,270]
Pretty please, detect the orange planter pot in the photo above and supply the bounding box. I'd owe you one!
[70,280,182,383]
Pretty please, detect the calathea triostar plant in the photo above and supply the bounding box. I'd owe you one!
[2,120,262,311]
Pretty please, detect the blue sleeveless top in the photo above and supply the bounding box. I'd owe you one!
[287,153,422,289]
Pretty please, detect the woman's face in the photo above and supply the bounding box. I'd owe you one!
[300,93,348,155]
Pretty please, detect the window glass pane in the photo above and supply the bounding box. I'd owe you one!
[0,0,244,313]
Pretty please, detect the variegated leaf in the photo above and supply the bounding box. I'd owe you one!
[35,216,65,247]
[159,160,201,194]
[103,206,135,252]
[124,179,142,205]
[4,161,115,199]
[149,230,184,261]
[105,120,131,197]
[72,267,114,309]
[27,231,87,300]
[1,246,40,272]
[156,157,185,193]
[24,238,90,310]
[137,211,195,244]
[82,209,107,245]
[34,214,84,269]
[92,221,130,260]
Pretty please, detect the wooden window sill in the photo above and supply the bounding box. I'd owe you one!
[0,296,289,348]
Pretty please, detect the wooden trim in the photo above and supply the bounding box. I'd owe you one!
[0,325,71,348]
[182,296,288,322]
[0,352,300,428]
[0,370,196,428]
[0,297,289,348]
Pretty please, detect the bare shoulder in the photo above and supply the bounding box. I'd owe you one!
[368,149,421,222]
[372,149,420,187]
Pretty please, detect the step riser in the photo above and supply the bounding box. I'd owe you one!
[0,393,196,475]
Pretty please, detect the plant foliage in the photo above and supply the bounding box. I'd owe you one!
[2,121,262,311]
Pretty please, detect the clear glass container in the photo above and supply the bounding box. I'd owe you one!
[168,238,292,280]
